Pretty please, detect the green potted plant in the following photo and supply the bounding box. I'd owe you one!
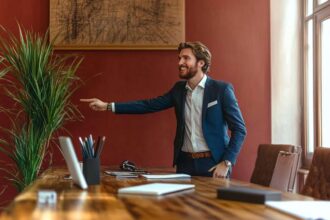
[0,26,83,192]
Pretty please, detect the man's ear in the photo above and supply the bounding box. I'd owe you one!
[198,60,205,68]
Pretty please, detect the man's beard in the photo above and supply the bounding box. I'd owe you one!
[178,64,198,80]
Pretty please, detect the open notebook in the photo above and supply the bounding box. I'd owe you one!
[118,183,195,196]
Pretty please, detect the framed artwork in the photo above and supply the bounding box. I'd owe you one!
[50,0,185,50]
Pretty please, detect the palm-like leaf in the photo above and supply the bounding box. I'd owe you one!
[0,26,83,191]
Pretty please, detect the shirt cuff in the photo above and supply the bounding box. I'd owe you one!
[111,102,115,112]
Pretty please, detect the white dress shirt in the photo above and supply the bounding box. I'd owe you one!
[181,74,210,153]
[110,75,210,153]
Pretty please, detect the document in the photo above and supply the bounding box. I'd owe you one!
[118,183,195,196]
[104,171,138,178]
[141,174,191,179]
[266,201,330,220]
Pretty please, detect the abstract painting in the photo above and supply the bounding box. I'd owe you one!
[50,0,185,49]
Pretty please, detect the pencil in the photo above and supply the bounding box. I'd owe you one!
[94,136,101,158]
[96,136,106,158]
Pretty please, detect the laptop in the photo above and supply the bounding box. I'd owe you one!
[118,183,195,196]
[59,136,88,189]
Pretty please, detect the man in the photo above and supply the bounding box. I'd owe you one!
[81,42,247,178]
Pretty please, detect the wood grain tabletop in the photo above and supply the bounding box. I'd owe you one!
[1,167,312,220]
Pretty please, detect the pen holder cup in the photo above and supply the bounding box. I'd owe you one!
[83,157,100,185]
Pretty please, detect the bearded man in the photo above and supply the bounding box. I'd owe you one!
[81,42,247,178]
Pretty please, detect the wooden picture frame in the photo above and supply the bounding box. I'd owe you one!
[50,0,185,50]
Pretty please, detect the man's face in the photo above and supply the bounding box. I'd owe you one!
[178,48,200,80]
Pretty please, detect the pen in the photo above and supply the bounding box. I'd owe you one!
[89,134,94,155]
[94,136,101,158]
[78,137,87,159]
[96,136,106,158]
[85,137,93,158]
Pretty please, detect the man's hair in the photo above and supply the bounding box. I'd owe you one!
[178,41,212,73]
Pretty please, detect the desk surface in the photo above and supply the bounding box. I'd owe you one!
[1,167,312,220]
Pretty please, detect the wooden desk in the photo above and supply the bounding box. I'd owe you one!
[1,167,312,220]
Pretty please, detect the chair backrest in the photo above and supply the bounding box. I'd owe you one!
[302,147,330,200]
[250,144,301,191]
[270,151,300,192]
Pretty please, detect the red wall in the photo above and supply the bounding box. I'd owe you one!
[0,0,270,204]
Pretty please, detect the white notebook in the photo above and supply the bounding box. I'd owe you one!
[141,174,191,179]
[118,183,195,196]
[266,201,330,220]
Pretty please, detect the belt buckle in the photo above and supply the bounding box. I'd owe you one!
[191,153,199,159]
[192,152,205,159]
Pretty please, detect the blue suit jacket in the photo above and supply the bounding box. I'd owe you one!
[115,77,247,166]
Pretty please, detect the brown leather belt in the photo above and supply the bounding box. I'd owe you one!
[183,151,212,159]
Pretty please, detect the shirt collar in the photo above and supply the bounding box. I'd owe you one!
[185,74,207,90]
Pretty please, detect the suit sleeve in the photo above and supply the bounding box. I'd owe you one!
[221,84,247,164]
[114,89,174,114]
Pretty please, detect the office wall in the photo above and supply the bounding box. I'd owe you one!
[0,0,270,203]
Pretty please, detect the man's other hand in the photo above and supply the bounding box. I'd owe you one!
[209,162,229,179]
[80,98,108,111]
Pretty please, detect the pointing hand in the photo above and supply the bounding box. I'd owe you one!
[80,98,108,111]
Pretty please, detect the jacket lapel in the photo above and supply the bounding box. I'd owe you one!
[180,83,187,120]
[202,77,211,122]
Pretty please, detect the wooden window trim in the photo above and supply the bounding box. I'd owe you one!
[303,1,330,168]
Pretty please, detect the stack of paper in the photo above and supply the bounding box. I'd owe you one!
[266,201,330,220]
[141,174,191,179]
[104,171,138,178]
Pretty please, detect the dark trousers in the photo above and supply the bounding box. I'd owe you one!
[176,151,217,177]
[176,151,232,178]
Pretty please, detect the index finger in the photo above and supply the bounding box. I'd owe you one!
[80,98,96,102]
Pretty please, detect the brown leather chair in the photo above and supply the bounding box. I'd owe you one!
[302,147,330,200]
[250,144,301,192]
[269,151,300,192]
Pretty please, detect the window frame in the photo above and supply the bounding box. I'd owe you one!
[303,0,330,167]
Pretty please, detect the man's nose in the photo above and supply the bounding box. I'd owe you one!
[178,59,184,65]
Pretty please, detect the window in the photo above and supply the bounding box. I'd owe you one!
[304,0,330,163]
